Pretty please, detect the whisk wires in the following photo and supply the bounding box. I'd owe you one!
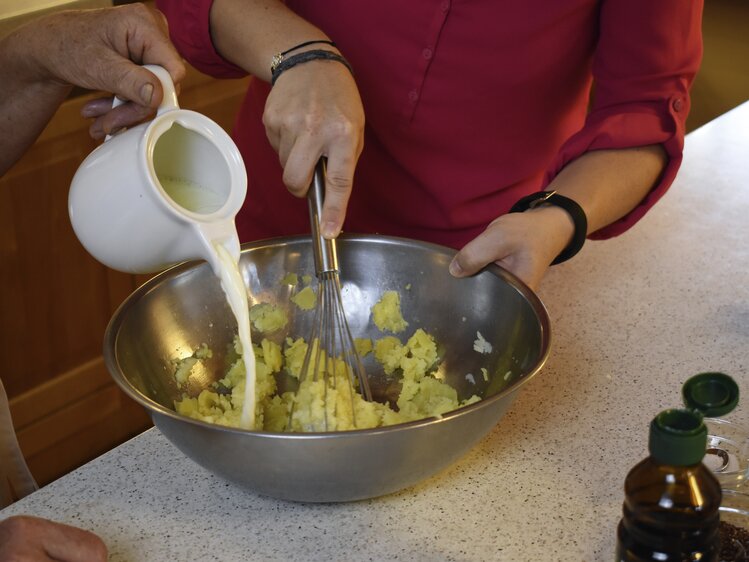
[288,159,372,432]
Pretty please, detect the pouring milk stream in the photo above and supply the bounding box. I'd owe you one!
[69,65,257,429]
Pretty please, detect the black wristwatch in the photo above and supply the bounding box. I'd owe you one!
[509,190,587,265]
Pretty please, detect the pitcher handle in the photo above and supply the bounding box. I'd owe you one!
[105,64,179,141]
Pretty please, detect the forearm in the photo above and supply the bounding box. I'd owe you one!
[548,144,668,236]
[448,144,668,290]
[210,0,335,82]
[0,28,72,176]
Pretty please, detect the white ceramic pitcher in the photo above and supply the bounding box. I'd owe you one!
[68,65,247,274]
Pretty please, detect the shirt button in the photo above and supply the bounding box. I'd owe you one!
[408,90,419,103]
[672,97,684,112]
[440,0,450,12]
[422,48,433,60]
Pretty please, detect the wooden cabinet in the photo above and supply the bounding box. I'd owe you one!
[0,65,249,485]
[687,0,749,131]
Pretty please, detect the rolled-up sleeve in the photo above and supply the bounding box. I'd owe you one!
[157,0,248,79]
[545,0,703,239]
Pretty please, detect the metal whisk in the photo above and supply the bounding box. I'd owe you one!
[289,159,372,432]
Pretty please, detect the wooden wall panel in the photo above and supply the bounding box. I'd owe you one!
[1,154,116,396]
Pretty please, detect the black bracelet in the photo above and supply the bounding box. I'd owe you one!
[509,190,588,265]
[271,40,337,73]
[271,49,354,86]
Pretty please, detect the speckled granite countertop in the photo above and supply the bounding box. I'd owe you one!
[3,103,749,561]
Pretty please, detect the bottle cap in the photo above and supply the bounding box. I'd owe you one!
[649,409,707,466]
[682,372,739,417]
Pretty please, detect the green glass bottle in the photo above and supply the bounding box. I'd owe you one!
[616,372,739,562]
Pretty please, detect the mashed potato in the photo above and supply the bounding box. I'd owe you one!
[174,289,481,432]
[249,302,288,332]
[354,337,373,358]
[291,286,317,310]
[173,343,212,385]
[372,291,408,333]
[279,273,298,286]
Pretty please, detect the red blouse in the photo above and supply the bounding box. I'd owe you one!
[157,0,703,248]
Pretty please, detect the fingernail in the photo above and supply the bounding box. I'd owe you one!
[81,105,96,118]
[322,221,340,239]
[140,83,154,105]
[449,259,463,277]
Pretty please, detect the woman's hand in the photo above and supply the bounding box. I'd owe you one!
[204,0,365,237]
[263,58,365,239]
[449,205,575,292]
[450,145,668,291]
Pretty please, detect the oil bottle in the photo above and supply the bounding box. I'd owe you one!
[616,372,739,561]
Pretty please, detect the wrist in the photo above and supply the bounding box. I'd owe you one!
[529,205,575,262]
[509,190,587,264]
[270,39,340,72]
[3,21,69,93]
[1,25,41,83]
[271,49,353,86]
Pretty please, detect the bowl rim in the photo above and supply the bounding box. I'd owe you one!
[721,488,749,517]
[103,233,552,438]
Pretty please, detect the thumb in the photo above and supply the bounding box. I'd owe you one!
[449,227,511,278]
[94,59,164,109]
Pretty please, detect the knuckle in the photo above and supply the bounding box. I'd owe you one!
[324,171,351,194]
[261,107,280,129]
[264,106,300,132]
[128,2,152,20]
[325,116,359,143]
[2,515,34,536]
[265,109,316,134]
[89,121,104,139]
[171,60,187,83]
[282,170,308,197]
[157,11,170,30]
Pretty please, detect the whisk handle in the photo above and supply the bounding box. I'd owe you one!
[308,159,339,275]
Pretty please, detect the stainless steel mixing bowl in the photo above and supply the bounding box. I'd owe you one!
[104,234,551,502]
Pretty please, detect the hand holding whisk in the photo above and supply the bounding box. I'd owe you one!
[288,159,372,432]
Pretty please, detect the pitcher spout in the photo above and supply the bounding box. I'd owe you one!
[194,221,242,274]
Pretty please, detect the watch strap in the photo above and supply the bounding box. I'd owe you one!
[509,190,587,265]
